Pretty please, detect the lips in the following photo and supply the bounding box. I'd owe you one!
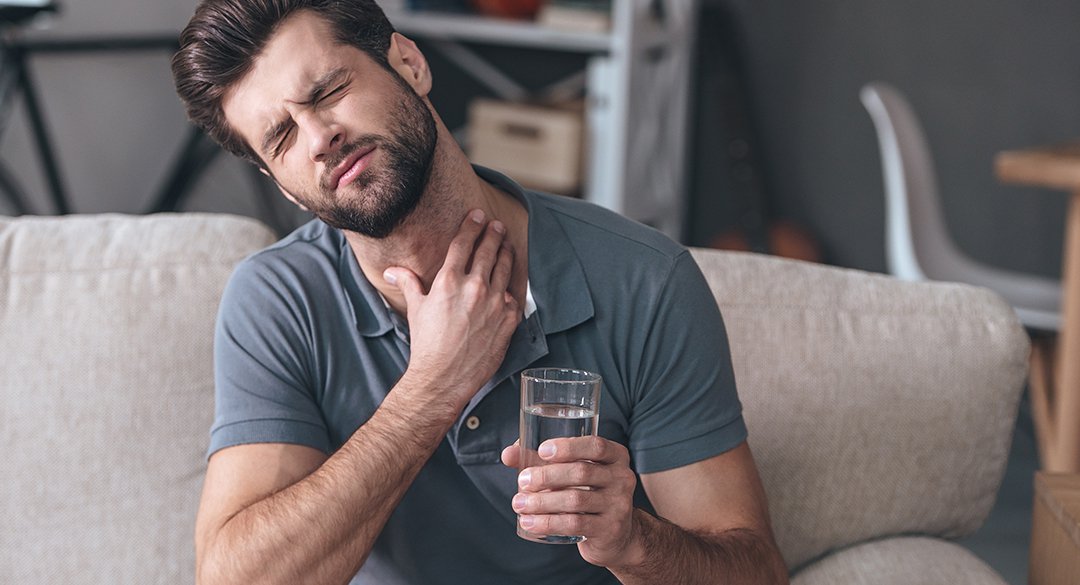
[330,145,376,191]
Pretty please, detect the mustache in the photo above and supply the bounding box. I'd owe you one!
[320,136,381,192]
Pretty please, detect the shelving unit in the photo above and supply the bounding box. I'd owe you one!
[383,0,699,239]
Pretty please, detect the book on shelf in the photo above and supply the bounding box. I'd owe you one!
[537,0,611,33]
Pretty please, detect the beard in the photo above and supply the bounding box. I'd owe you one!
[293,80,438,239]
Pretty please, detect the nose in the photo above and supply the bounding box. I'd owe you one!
[299,111,344,163]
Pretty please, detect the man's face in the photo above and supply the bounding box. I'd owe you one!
[222,11,437,238]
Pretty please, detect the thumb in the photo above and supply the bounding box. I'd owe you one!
[383,267,424,305]
[500,440,521,468]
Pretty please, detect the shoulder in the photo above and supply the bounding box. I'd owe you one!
[529,190,687,270]
[227,219,344,293]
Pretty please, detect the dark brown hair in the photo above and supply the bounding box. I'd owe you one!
[171,0,395,165]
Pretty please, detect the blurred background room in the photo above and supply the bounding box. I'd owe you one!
[2,1,1078,583]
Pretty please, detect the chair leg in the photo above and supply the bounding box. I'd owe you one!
[1029,335,1056,469]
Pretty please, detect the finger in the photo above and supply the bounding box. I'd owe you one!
[443,209,487,273]
[538,436,629,466]
[467,220,506,279]
[513,488,605,515]
[490,243,514,293]
[383,267,424,307]
[520,460,637,493]
[518,512,599,539]
[500,441,520,468]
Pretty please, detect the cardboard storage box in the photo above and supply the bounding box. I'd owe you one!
[1030,472,1080,585]
[466,98,584,196]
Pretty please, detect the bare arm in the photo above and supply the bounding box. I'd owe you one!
[615,442,789,584]
[197,212,520,585]
[504,439,789,585]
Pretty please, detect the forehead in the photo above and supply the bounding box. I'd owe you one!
[221,10,377,149]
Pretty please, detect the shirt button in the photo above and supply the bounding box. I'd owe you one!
[465,416,481,430]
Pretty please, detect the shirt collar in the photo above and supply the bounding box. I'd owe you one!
[341,165,593,337]
[475,165,593,335]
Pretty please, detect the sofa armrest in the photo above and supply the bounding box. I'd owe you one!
[791,536,1007,585]
[689,248,1030,568]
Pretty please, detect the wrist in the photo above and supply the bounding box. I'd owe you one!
[395,367,471,416]
[607,509,656,574]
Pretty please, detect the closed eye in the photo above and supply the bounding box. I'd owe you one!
[319,83,348,103]
[271,125,295,158]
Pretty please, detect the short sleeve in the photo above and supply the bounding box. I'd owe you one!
[209,257,331,457]
[628,250,747,473]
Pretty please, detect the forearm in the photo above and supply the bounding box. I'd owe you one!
[610,510,790,585]
[198,373,463,585]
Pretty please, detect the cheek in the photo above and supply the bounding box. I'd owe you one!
[275,152,318,188]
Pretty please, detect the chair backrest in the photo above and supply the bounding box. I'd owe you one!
[0,213,276,583]
[690,247,1029,570]
[860,82,968,282]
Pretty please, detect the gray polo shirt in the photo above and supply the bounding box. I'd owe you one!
[211,166,747,584]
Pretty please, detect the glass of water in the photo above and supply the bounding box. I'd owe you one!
[517,367,602,544]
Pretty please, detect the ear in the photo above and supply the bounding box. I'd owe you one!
[386,32,432,98]
[261,167,310,211]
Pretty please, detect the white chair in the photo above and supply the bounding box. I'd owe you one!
[860,82,1061,331]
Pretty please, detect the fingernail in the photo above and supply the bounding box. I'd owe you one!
[518,469,531,488]
[492,220,506,234]
[383,270,397,285]
[519,515,535,529]
[512,493,528,511]
[471,209,485,223]
[538,443,556,458]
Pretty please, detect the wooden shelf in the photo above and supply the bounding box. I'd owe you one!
[380,1,698,238]
[385,11,611,53]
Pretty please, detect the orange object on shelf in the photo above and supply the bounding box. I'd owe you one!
[469,0,542,19]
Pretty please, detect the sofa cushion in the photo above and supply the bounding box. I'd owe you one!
[791,536,1007,585]
[0,213,276,583]
[690,248,1029,570]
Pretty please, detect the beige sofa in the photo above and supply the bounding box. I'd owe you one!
[0,213,1029,583]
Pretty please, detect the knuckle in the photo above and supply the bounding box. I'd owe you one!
[462,278,485,299]
[567,489,588,509]
[528,467,545,488]
[564,515,586,533]
[449,238,472,256]
[438,271,460,287]
[535,515,555,533]
[570,464,590,486]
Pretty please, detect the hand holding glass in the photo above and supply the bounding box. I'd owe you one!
[517,367,602,544]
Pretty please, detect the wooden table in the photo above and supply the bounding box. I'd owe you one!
[1030,472,1080,585]
[996,143,1080,473]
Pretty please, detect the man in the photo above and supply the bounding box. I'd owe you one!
[172,1,789,583]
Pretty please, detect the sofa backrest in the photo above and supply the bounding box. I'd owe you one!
[690,248,1030,570]
[0,213,276,584]
[0,216,1028,580]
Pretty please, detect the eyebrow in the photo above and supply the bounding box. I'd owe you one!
[259,67,350,156]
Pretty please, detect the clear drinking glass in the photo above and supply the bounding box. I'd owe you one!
[517,367,602,544]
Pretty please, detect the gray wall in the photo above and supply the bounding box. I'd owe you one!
[722,0,1077,276]
[0,0,294,226]
[2,0,1077,277]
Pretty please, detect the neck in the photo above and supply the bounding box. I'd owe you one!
[344,122,529,317]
